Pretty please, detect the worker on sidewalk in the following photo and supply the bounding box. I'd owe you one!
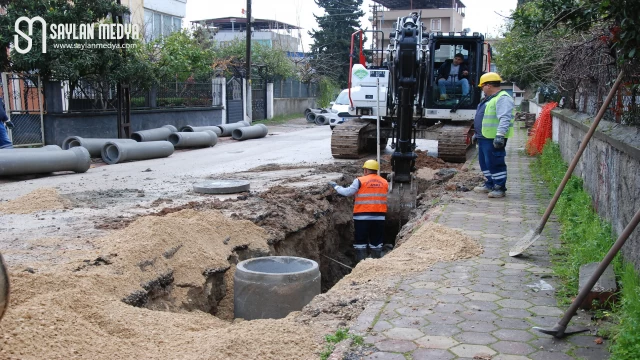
[0,99,14,149]
[328,160,389,262]
[473,72,515,198]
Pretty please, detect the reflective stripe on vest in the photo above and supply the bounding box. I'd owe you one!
[481,91,516,139]
[354,174,388,214]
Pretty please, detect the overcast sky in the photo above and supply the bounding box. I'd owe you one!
[185,0,517,51]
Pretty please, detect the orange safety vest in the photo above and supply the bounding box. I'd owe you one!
[354,174,389,214]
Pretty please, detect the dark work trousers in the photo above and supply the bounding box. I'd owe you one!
[477,138,508,190]
[353,219,385,250]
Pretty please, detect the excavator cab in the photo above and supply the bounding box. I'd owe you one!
[426,33,486,112]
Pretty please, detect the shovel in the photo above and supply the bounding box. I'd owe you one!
[509,71,625,257]
[534,207,640,338]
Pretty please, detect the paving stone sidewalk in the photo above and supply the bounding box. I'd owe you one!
[350,128,610,360]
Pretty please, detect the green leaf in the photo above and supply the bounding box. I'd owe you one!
[629,48,636,58]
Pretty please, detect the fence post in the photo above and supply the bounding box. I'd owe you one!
[213,77,226,124]
[150,85,157,109]
[267,82,274,119]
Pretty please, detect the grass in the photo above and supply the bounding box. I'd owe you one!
[254,112,304,126]
[319,328,364,360]
[533,140,640,360]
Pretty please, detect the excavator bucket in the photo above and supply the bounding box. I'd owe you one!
[387,174,417,222]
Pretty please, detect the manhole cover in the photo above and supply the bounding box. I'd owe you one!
[193,180,250,194]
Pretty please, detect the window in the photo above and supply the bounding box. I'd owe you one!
[144,8,183,41]
[430,19,441,31]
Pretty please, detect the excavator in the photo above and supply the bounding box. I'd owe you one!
[330,11,492,218]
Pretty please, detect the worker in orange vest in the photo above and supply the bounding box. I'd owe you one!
[329,160,389,262]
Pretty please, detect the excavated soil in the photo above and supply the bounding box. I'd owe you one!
[0,152,486,359]
[0,188,70,214]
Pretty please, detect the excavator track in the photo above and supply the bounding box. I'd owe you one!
[437,123,474,163]
[330,119,376,159]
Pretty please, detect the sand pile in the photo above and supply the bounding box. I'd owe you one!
[0,188,70,214]
[349,222,482,282]
[0,209,322,359]
[79,209,270,294]
[380,150,458,173]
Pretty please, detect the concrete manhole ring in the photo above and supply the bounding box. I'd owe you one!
[193,180,250,194]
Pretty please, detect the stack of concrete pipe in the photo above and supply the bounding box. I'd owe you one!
[217,121,250,137]
[231,124,268,141]
[0,146,91,176]
[131,125,177,142]
[179,125,222,136]
[62,136,137,158]
[168,130,218,148]
[101,141,174,165]
[305,108,327,123]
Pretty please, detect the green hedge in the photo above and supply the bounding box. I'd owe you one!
[534,140,640,360]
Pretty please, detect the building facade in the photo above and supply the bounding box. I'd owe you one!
[191,17,302,53]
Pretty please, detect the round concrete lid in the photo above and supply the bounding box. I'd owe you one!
[193,180,250,194]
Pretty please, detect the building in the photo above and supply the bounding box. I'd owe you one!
[371,0,466,53]
[142,0,187,41]
[190,17,302,54]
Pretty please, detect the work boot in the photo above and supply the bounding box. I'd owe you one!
[473,185,491,193]
[370,249,382,259]
[439,94,448,101]
[355,249,368,263]
[488,185,506,198]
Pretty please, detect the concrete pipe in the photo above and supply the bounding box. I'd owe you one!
[217,121,251,137]
[101,141,174,165]
[306,112,317,123]
[168,130,218,148]
[62,137,137,158]
[131,125,177,142]
[234,256,320,320]
[315,114,329,126]
[179,125,222,136]
[231,124,268,141]
[3,145,62,151]
[0,147,91,176]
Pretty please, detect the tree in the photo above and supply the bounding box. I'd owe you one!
[309,0,364,88]
[213,38,296,81]
[144,30,216,82]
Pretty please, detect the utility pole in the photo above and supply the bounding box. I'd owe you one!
[114,0,130,138]
[245,0,252,122]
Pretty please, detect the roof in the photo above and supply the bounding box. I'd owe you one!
[372,0,465,10]
[190,17,302,31]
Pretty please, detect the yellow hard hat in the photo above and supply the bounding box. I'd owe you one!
[478,72,503,87]
[363,160,380,171]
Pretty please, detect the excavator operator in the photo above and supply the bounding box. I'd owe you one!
[328,160,389,262]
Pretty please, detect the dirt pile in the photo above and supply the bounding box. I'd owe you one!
[0,209,324,359]
[0,188,70,214]
[380,150,458,173]
[299,222,482,327]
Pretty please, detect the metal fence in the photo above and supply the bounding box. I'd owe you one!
[1,73,45,147]
[59,74,224,113]
[273,78,318,98]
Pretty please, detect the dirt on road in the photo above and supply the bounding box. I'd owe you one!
[0,124,485,359]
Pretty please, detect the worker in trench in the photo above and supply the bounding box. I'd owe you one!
[328,160,389,262]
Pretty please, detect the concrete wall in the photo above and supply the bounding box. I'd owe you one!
[551,108,640,271]
[273,98,317,118]
[44,107,223,146]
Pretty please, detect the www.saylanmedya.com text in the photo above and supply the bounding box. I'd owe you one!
[51,42,138,50]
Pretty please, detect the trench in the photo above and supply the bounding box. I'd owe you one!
[119,180,413,321]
